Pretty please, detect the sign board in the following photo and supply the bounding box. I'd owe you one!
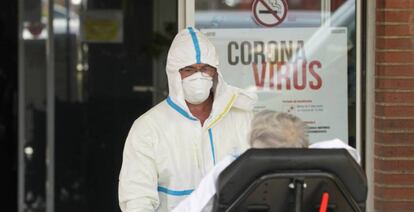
[252,0,288,27]
[81,10,123,43]
[202,28,348,144]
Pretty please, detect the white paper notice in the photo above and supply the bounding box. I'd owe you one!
[202,28,348,144]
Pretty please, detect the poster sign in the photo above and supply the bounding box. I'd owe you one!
[81,10,123,43]
[252,0,288,27]
[202,28,348,144]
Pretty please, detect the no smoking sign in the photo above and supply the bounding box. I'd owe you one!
[252,0,288,27]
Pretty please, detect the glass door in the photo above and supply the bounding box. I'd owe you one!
[18,0,177,211]
[181,0,360,148]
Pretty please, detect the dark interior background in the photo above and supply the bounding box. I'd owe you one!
[0,1,18,211]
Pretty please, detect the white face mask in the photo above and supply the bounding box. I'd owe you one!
[182,72,213,104]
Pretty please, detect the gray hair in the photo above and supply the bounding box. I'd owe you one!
[249,110,309,148]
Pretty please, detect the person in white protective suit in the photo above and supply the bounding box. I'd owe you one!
[172,110,361,212]
[118,27,257,212]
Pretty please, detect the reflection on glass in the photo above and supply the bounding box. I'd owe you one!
[20,0,178,211]
[195,0,357,146]
[195,0,328,29]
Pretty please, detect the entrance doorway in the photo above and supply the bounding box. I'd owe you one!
[18,0,177,211]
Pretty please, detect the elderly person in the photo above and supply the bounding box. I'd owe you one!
[173,110,359,212]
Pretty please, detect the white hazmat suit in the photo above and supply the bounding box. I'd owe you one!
[118,27,257,211]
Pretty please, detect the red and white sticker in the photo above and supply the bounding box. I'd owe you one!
[252,0,288,27]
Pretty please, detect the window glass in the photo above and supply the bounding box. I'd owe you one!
[195,0,357,146]
[19,0,177,211]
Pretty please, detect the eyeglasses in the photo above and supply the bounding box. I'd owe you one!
[179,65,217,78]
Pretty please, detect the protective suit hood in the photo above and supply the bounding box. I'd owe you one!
[166,27,257,126]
